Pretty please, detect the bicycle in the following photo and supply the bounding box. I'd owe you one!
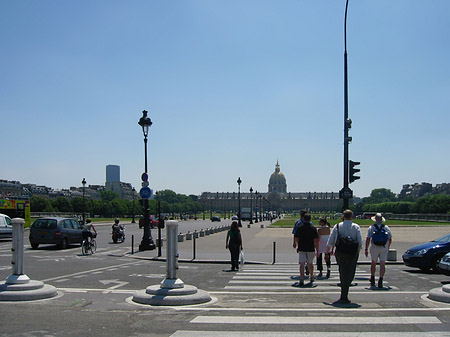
[81,233,97,255]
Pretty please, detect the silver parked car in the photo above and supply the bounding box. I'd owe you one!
[0,213,13,239]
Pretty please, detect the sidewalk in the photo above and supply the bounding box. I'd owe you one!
[128,220,450,265]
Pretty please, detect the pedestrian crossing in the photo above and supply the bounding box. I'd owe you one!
[169,264,449,336]
[224,265,396,291]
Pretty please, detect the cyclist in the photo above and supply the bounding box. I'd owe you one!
[82,219,97,245]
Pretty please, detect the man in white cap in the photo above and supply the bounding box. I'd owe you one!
[365,213,392,288]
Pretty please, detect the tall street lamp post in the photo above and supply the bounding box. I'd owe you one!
[81,178,86,224]
[254,190,259,223]
[249,187,253,224]
[138,110,155,251]
[132,187,136,223]
[237,177,242,227]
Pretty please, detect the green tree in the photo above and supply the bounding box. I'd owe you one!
[52,197,72,212]
[100,190,119,202]
[30,196,50,212]
[363,188,397,204]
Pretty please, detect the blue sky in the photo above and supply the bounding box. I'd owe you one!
[1,0,449,198]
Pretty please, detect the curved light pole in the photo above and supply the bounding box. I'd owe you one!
[81,178,86,224]
[138,110,155,251]
[249,187,253,224]
[340,0,353,210]
[237,177,242,227]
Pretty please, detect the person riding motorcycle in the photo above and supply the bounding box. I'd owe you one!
[112,218,125,242]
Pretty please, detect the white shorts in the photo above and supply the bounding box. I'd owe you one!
[370,244,389,262]
[298,251,315,264]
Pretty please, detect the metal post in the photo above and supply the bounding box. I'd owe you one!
[158,198,162,257]
[272,241,276,265]
[7,218,30,284]
[131,235,134,255]
[193,236,196,260]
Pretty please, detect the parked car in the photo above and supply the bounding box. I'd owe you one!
[211,216,221,222]
[0,213,12,239]
[29,217,84,249]
[439,252,450,276]
[402,233,450,272]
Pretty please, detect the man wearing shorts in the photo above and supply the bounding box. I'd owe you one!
[365,213,392,288]
[294,213,319,286]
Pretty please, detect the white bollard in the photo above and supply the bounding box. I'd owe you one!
[7,218,30,284]
[161,220,184,289]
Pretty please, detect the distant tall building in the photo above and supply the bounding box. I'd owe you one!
[105,165,136,200]
[106,165,120,183]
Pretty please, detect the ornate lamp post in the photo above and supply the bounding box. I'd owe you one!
[131,187,136,223]
[138,110,155,251]
[237,177,242,227]
[81,178,86,224]
[249,187,253,224]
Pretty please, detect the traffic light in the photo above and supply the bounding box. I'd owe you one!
[349,160,360,183]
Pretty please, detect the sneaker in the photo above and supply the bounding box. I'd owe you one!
[326,270,331,278]
[299,279,304,286]
[318,272,323,278]
[370,275,375,287]
[378,277,383,288]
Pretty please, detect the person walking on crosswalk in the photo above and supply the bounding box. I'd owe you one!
[294,213,319,286]
[226,220,243,271]
[326,209,362,304]
[365,212,392,288]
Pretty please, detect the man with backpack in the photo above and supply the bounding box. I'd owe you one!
[365,213,392,288]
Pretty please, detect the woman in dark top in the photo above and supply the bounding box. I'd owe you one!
[226,220,243,271]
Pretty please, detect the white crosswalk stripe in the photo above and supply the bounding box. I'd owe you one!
[169,264,448,336]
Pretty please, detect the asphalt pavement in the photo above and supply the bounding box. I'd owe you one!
[0,219,450,336]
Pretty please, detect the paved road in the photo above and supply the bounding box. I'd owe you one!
[0,221,449,336]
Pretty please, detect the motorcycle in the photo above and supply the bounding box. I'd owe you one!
[112,225,125,243]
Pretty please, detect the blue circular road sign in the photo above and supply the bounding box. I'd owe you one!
[140,187,152,199]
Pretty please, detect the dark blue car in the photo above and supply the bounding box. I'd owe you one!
[402,233,450,272]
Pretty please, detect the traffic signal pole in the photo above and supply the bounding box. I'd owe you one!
[341,0,351,211]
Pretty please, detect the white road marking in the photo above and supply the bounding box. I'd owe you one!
[171,332,450,337]
[190,315,441,325]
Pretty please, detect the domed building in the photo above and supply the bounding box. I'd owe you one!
[268,161,287,193]
[199,161,341,214]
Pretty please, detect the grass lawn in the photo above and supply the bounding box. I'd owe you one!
[272,215,450,227]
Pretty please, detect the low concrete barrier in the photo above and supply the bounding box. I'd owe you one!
[387,249,397,261]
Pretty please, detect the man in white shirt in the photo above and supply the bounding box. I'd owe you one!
[327,209,362,304]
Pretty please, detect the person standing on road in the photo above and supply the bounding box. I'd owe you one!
[365,213,392,288]
[226,220,243,271]
[292,210,307,249]
[317,217,331,278]
[294,213,319,286]
[327,209,362,304]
